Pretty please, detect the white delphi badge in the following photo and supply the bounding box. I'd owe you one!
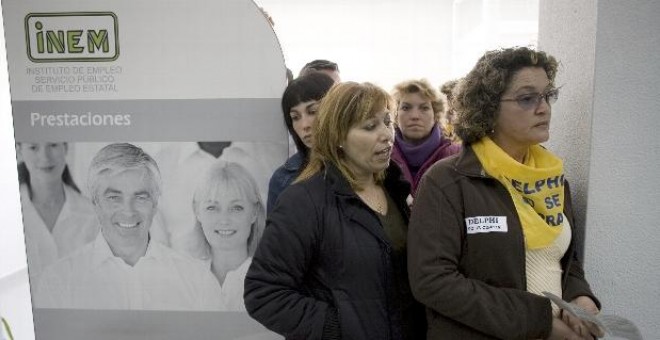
[465,216,508,234]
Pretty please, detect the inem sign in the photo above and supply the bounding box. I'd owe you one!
[25,12,119,62]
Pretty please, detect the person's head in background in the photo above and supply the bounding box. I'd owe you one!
[391,79,444,145]
[298,81,395,190]
[285,68,294,84]
[17,142,80,197]
[281,72,335,160]
[439,79,460,141]
[192,161,265,261]
[298,59,341,83]
[439,79,459,122]
[453,46,558,150]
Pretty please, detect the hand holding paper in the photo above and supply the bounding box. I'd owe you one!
[563,296,603,338]
[543,292,644,340]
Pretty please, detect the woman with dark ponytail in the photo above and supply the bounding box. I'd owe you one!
[266,72,335,213]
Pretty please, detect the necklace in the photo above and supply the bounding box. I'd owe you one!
[358,185,386,215]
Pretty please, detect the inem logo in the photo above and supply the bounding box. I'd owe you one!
[25,12,119,62]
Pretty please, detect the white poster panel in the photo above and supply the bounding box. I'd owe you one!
[2,0,287,339]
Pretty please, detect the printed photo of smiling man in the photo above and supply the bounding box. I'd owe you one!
[33,143,223,310]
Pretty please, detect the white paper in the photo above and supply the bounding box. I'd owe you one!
[543,292,644,340]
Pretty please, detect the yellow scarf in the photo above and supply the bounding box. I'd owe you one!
[472,137,565,249]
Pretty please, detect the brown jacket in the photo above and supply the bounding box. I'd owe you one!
[408,146,599,339]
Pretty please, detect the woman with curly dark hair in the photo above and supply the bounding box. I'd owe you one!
[408,47,603,339]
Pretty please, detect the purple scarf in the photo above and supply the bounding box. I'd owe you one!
[395,125,442,178]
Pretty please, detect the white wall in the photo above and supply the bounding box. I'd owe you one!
[538,0,597,242]
[256,0,454,91]
[255,0,538,91]
[0,269,34,340]
[539,1,660,338]
[0,7,36,340]
[0,4,25,281]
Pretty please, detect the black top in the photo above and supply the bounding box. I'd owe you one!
[244,162,426,340]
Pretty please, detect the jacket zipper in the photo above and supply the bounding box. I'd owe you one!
[463,167,528,289]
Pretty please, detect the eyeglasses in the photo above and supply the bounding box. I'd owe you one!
[500,88,560,111]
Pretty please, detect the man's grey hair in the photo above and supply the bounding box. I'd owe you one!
[87,143,161,204]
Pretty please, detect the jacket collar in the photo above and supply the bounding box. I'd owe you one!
[322,162,410,246]
[322,161,410,201]
[383,162,412,203]
[454,144,490,179]
[283,152,304,171]
[321,162,353,196]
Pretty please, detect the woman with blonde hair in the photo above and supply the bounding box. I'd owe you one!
[245,82,425,339]
[391,79,460,195]
[439,78,460,141]
[191,161,265,311]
